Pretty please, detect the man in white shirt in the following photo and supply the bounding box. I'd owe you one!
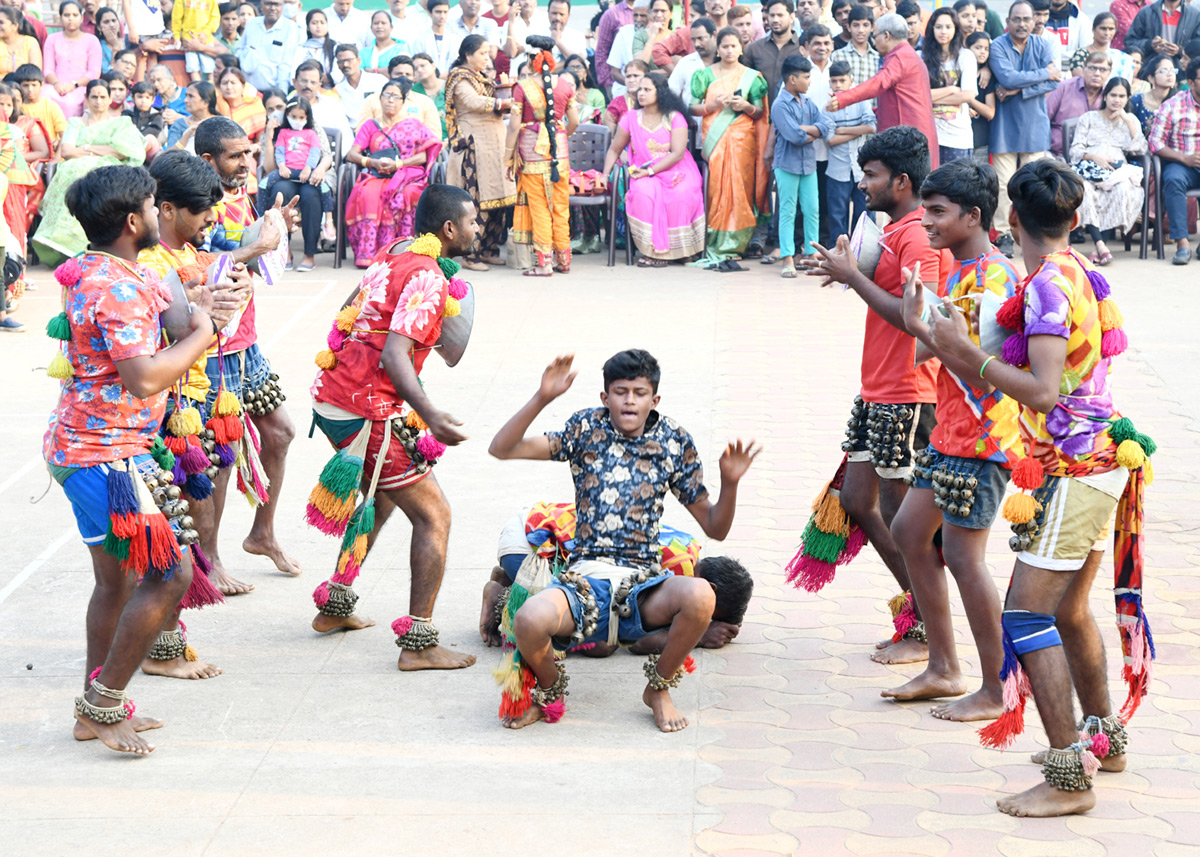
[506,0,550,67]
[448,0,503,56]
[294,60,352,154]
[389,0,429,53]
[238,0,302,92]
[668,17,715,103]
[410,0,458,77]
[324,0,374,51]
[608,0,650,95]
[333,44,388,123]
[547,0,588,64]
[1031,0,1064,67]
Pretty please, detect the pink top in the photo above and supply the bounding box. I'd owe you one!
[43,32,102,118]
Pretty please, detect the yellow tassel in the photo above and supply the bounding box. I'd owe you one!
[442,296,461,318]
[887,592,908,618]
[811,487,851,537]
[184,645,198,662]
[1003,493,1042,524]
[1098,300,1124,332]
[216,390,241,417]
[335,305,360,332]
[1144,458,1154,485]
[336,550,350,576]
[1115,438,1146,469]
[352,533,368,564]
[493,651,522,694]
[168,406,203,436]
[315,349,338,370]
[409,233,442,258]
[308,483,357,522]
[47,350,74,379]
[406,410,428,431]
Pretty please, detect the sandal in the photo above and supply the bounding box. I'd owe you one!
[296,261,315,273]
[760,253,780,265]
[718,259,747,272]
[1097,250,1113,266]
[462,260,490,272]
[636,256,668,268]
[522,268,553,277]
[780,264,797,278]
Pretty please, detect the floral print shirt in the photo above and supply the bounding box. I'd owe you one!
[547,408,708,569]
[43,253,167,468]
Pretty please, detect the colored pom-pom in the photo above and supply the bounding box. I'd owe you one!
[315,348,338,370]
[392,616,414,637]
[313,582,331,607]
[1135,432,1157,456]
[185,472,214,500]
[442,296,461,318]
[47,350,74,379]
[180,557,224,609]
[1001,332,1028,367]
[540,698,566,723]
[168,406,204,437]
[1101,326,1127,358]
[54,258,82,286]
[215,442,237,468]
[335,305,360,332]
[206,415,229,445]
[1116,438,1146,469]
[107,467,140,517]
[1002,492,1042,525]
[438,256,462,279]
[1090,731,1111,758]
[447,277,468,299]
[1011,457,1045,491]
[215,390,240,417]
[180,442,209,475]
[1086,268,1111,301]
[1108,416,1137,445]
[416,434,447,462]
[406,410,428,431]
[410,233,442,258]
[327,326,347,352]
[46,312,71,341]
[996,289,1026,330]
[1097,299,1123,332]
[150,437,175,472]
[222,413,244,442]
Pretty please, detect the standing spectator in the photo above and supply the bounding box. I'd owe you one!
[745,0,802,111]
[410,0,456,77]
[652,0,729,74]
[504,0,549,72]
[1045,0,1092,54]
[411,52,446,136]
[0,7,41,77]
[363,11,405,74]
[389,0,426,51]
[324,0,372,52]
[896,0,923,50]
[800,23,836,248]
[924,7,978,164]
[965,31,996,165]
[122,0,165,74]
[633,0,674,72]
[297,10,341,86]
[988,0,1060,256]
[1122,0,1200,64]
[1128,54,1177,138]
[95,7,130,73]
[1046,50,1108,157]
[43,2,103,118]
[827,14,939,166]
[239,0,302,93]
[1064,13,1133,80]
[728,5,757,48]
[449,0,502,59]
[215,2,242,53]
[1148,57,1200,264]
[1110,0,1151,51]
[594,0,633,89]
[824,58,874,240]
[832,0,853,50]
[175,0,220,81]
[978,0,1006,38]
[831,4,879,87]
[334,44,387,123]
[545,0,588,65]
[603,58,646,129]
[668,17,716,105]
[1030,0,1063,67]
[954,0,979,37]
[608,0,650,96]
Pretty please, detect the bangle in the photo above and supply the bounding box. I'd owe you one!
[979,355,995,379]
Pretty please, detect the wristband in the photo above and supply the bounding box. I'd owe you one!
[979,355,995,379]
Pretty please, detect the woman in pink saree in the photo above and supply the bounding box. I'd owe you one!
[345,79,443,267]
[602,74,705,266]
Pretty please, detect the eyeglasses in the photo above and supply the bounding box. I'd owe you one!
[1156,67,1178,75]
[380,93,402,100]
[1085,64,1111,72]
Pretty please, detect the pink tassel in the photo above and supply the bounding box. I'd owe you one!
[313,582,331,607]
[785,552,837,593]
[245,414,263,454]
[1090,731,1111,758]
[181,443,209,474]
[1080,746,1101,777]
[88,666,102,682]
[568,642,596,652]
[541,698,566,723]
[447,277,468,299]
[838,525,867,564]
[1101,327,1127,358]
[54,258,83,286]
[305,504,348,536]
[416,434,447,462]
[191,543,213,576]
[180,557,225,609]
[332,559,361,586]
[123,700,136,719]
[1001,665,1030,712]
[892,595,917,636]
[327,326,347,351]
[178,620,188,636]
[150,278,173,313]
[392,616,414,636]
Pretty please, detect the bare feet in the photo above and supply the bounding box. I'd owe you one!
[141,654,223,680]
[243,534,302,577]
[312,612,377,633]
[997,781,1096,817]
[876,636,897,650]
[74,714,163,741]
[931,688,1005,721]
[397,645,477,671]
[73,712,156,755]
[502,705,544,729]
[1030,749,1127,772]
[643,685,689,732]
[479,580,505,647]
[209,556,254,596]
[871,638,929,665]
[881,669,966,702]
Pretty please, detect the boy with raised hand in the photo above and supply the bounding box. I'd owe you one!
[888,159,1021,721]
[488,351,758,733]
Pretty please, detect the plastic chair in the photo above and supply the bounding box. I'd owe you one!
[567,123,629,266]
[322,126,346,268]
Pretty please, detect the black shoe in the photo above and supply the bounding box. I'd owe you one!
[996,234,1015,258]
[1173,246,1191,265]
[1070,228,1087,244]
[744,242,764,258]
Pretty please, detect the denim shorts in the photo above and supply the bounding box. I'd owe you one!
[909,444,1010,530]
[549,559,670,648]
[204,342,271,415]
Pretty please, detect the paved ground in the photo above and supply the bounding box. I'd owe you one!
[1,239,1197,857]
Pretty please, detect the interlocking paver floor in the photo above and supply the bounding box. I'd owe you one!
[1,242,1196,856]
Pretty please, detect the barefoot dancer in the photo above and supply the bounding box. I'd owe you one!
[195,117,303,594]
[44,166,224,754]
[926,159,1154,817]
[804,126,952,664]
[305,184,476,671]
[886,160,1022,721]
[488,351,759,731]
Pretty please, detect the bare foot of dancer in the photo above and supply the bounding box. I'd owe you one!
[881,669,966,702]
[397,645,476,670]
[141,654,223,679]
[74,714,164,741]
[997,781,1096,817]
[871,638,929,664]
[502,704,545,729]
[1030,749,1126,772]
[243,534,302,577]
[209,555,254,596]
[643,685,689,732]
[479,580,505,647]
[73,711,156,755]
[930,688,1005,721]
[312,612,377,632]
[876,636,898,650]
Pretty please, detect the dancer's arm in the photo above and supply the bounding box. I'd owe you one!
[489,354,577,460]
[381,332,468,445]
[684,439,760,540]
[115,288,216,398]
[899,262,994,393]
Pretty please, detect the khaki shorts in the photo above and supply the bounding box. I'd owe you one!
[1018,469,1127,571]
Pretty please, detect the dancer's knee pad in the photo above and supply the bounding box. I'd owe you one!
[1002,609,1062,655]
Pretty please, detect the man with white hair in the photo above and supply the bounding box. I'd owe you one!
[608,0,651,96]
[826,12,941,168]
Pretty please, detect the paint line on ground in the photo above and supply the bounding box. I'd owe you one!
[0,457,42,497]
[0,529,75,607]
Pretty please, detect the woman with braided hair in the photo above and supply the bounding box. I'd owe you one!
[505,37,579,276]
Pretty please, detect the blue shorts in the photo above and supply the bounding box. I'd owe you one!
[499,553,524,582]
[204,342,270,415]
[59,455,187,558]
[549,561,670,648]
[909,444,1010,530]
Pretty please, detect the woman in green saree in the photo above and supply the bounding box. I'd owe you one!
[689,27,770,267]
[32,78,145,265]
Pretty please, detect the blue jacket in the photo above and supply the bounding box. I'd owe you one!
[771,87,834,176]
[988,33,1057,154]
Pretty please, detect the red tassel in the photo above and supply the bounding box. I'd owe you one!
[977,694,1028,748]
[683,655,696,674]
[498,666,536,720]
[1119,663,1151,722]
[207,416,229,445]
[146,514,182,573]
[223,413,244,441]
[126,522,149,573]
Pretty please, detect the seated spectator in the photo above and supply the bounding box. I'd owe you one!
[1063,12,1133,80]
[101,70,129,119]
[411,52,445,138]
[150,64,189,124]
[216,67,267,141]
[966,32,996,165]
[0,7,42,77]
[125,79,165,158]
[1047,49,1108,157]
[14,64,68,148]
[110,48,139,82]
[1129,54,1177,138]
[1127,47,1150,95]
[43,2,103,118]
[343,77,441,266]
[0,81,42,255]
[924,7,979,164]
[603,59,647,132]
[633,0,674,72]
[95,7,129,74]
[364,10,404,74]
[32,77,145,264]
[293,58,352,153]
[166,80,219,151]
[1148,56,1200,264]
[5,83,52,233]
[358,55,441,137]
[1123,0,1200,65]
[564,54,605,123]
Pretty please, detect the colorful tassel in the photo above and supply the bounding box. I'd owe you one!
[1097,300,1123,331]
[313,581,331,607]
[442,296,461,318]
[149,437,175,472]
[1001,332,1028,367]
[184,472,214,500]
[416,434,447,462]
[179,556,224,609]
[1002,492,1041,524]
[1115,439,1146,470]
[315,349,338,370]
[46,312,71,340]
[447,276,468,299]
[996,287,1026,330]
[334,305,360,332]
[327,326,347,352]
[305,448,365,535]
[1085,268,1111,301]
[540,698,566,723]
[180,441,209,475]
[978,632,1030,748]
[391,616,413,637]
[406,410,428,431]
[54,257,82,286]
[1101,327,1128,358]
[168,406,204,437]
[891,591,917,642]
[47,350,74,379]
[438,256,462,279]
[215,442,237,468]
[214,390,240,417]
[1089,731,1111,759]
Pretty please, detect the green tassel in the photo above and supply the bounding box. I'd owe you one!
[358,498,375,535]
[1135,432,1157,456]
[317,450,365,501]
[103,523,130,561]
[437,257,461,279]
[150,437,175,471]
[800,519,849,565]
[1108,416,1138,445]
[46,312,71,341]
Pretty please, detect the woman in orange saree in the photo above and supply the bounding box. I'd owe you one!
[689,27,769,267]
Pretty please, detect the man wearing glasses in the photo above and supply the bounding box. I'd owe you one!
[1046,52,1109,158]
[237,0,302,93]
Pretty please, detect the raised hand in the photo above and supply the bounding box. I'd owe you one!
[928,295,973,358]
[899,262,926,336]
[538,354,578,401]
[718,439,760,484]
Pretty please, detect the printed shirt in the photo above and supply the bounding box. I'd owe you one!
[1149,88,1200,157]
[1017,249,1119,476]
[136,242,219,401]
[311,249,448,422]
[546,408,708,570]
[929,250,1022,464]
[43,253,167,467]
[205,188,258,352]
[860,207,952,404]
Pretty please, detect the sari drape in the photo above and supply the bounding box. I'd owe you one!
[620,109,705,260]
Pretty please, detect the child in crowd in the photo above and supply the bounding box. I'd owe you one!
[174,0,221,81]
[126,81,165,159]
[824,59,874,240]
[261,97,320,205]
[770,55,832,278]
[12,64,67,149]
[123,0,167,76]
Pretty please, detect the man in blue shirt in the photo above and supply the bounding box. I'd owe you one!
[237,0,302,93]
[988,0,1061,257]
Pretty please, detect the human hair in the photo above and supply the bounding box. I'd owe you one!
[305,8,337,71]
[427,0,449,10]
[59,0,83,16]
[65,165,156,246]
[1008,0,1032,17]
[625,58,651,77]
[1185,38,1200,62]
[277,95,315,145]
[149,149,224,213]
[1027,0,1048,13]
[453,34,488,69]
[690,15,716,36]
[895,0,920,18]
[1101,76,1130,109]
[260,86,286,107]
[847,4,873,24]
[1085,49,1111,70]
[726,5,752,21]
[0,82,19,121]
[1189,56,1200,83]
[641,71,689,118]
[954,0,977,12]
[388,54,414,74]
[1142,54,1179,94]
[382,76,414,102]
[695,556,754,626]
[564,54,599,89]
[715,25,740,48]
[334,42,358,57]
[294,58,325,82]
[965,30,990,50]
[857,125,930,191]
[800,23,832,45]
[189,80,218,115]
[130,80,155,97]
[219,1,238,15]
[218,65,247,87]
[194,115,247,159]
[114,47,139,67]
[548,0,570,10]
[1007,159,1082,239]
[875,12,908,40]
[96,5,120,29]
[85,78,109,98]
[924,8,963,85]
[101,70,127,88]
[782,53,813,77]
[413,51,437,74]
[11,63,44,84]
[832,0,852,16]
[414,183,473,234]
[216,52,240,70]
[371,9,391,26]
[766,0,794,13]
[602,349,661,393]
[0,7,20,29]
[828,59,851,77]
[920,159,999,230]
[1091,10,1115,31]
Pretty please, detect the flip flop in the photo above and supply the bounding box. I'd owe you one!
[719,259,747,272]
[522,269,553,277]
[780,264,797,278]
[760,253,780,265]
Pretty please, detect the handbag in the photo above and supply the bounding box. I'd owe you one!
[364,120,402,178]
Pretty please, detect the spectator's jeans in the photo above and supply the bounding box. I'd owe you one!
[1162,161,1200,241]
[816,160,831,248]
[993,152,1048,237]
[774,168,819,259]
[827,177,867,243]
[272,179,324,257]
[940,146,974,164]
